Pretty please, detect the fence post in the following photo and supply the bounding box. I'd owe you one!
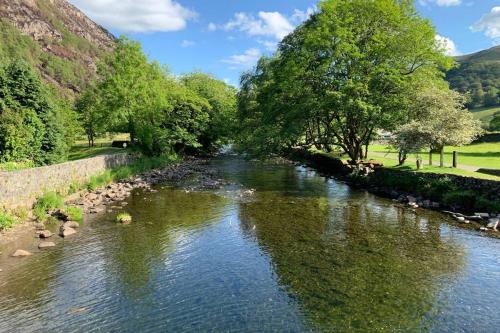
[452,151,457,168]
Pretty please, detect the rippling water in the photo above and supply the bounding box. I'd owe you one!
[0,157,499,333]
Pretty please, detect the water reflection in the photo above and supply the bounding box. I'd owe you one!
[238,189,465,332]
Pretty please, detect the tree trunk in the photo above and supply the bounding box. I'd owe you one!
[439,146,444,168]
[364,142,369,160]
[398,150,407,165]
[428,148,432,166]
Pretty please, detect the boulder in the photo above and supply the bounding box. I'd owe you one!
[12,250,32,257]
[63,221,80,229]
[38,242,56,249]
[39,230,53,239]
[475,213,490,219]
[455,216,466,222]
[486,218,499,230]
[407,196,417,204]
[59,226,76,237]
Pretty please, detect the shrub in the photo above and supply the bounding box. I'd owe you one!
[443,190,477,211]
[65,206,83,222]
[0,211,16,230]
[34,192,64,221]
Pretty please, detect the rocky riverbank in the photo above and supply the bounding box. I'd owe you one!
[287,149,500,235]
[0,157,230,262]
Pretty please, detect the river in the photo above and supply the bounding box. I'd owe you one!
[0,157,499,332]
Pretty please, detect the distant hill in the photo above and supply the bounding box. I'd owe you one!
[446,46,500,108]
[0,0,115,96]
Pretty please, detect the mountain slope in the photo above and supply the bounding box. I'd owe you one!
[0,0,115,95]
[446,46,500,108]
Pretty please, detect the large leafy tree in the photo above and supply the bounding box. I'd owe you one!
[181,72,237,151]
[238,0,452,162]
[0,60,73,165]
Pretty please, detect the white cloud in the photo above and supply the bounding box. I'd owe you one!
[68,0,197,32]
[222,48,262,69]
[258,39,278,51]
[435,35,461,56]
[180,40,195,48]
[419,0,461,6]
[471,7,500,43]
[207,22,217,32]
[290,7,316,23]
[224,12,294,40]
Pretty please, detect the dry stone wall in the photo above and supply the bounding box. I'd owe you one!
[0,154,133,209]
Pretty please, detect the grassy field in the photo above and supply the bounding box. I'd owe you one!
[364,154,500,181]
[68,133,131,161]
[470,106,500,127]
[369,142,500,170]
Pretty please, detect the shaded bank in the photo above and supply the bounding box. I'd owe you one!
[287,149,500,219]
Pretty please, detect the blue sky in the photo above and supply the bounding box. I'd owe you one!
[69,0,500,86]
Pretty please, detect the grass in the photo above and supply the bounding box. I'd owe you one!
[366,155,500,181]
[68,133,131,161]
[0,210,17,231]
[0,160,35,172]
[65,206,83,222]
[86,154,178,191]
[470,106,500,127]
[369,142,500,170]
[33,192,65,221]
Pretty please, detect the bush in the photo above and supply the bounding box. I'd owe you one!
[0,211,16,230]
[65,206,83,222]
[443,190,477,211]
[34,192,64,221]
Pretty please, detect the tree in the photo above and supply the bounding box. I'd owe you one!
[489,112,500,132]
[0,60,73,165]
[181,72,237,151]
[75,86,105,147]
[94,37,160,143]
[237,0,452,162]
[392,85,483,167]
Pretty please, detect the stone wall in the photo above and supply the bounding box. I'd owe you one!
[0,153,133,209]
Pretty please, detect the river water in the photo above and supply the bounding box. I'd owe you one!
[0,157,499,333]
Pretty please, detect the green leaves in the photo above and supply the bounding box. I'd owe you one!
[237,0,454,162]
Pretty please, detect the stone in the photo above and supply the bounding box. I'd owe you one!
[486,218,499,230]
[38,241,56,249]
[455,216,466,222]
[479,227,488,232]
[475,213,490,219]
[12,250,32,257]
[35,223,45,231]
[63,221,80,229]
[407,196,417,204]
[59,226,76,237]
[431,202,440,208]
[39,230,53,238]
[87,193,98,201]
[422,200,431,208]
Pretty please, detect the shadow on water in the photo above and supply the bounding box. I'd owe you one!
[2,156,498,333]
[238,190,465,332]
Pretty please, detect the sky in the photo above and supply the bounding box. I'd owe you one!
[68,0,500,86]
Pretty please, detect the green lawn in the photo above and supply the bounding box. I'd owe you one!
[470,106,500,127]
[363,154,500,181]
[370,142,500,169]
[68,134,131,161]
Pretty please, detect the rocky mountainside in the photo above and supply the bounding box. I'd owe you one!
[0,0,115,95]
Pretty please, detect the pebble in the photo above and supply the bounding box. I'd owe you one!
[12,250,32,257]
[38,242,56,249]
[59,226,77,237]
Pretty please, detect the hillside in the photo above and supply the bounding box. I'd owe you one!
[0,0,115,95]
[446,46,500,108]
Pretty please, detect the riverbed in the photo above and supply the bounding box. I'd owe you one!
[0,157,499,332]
